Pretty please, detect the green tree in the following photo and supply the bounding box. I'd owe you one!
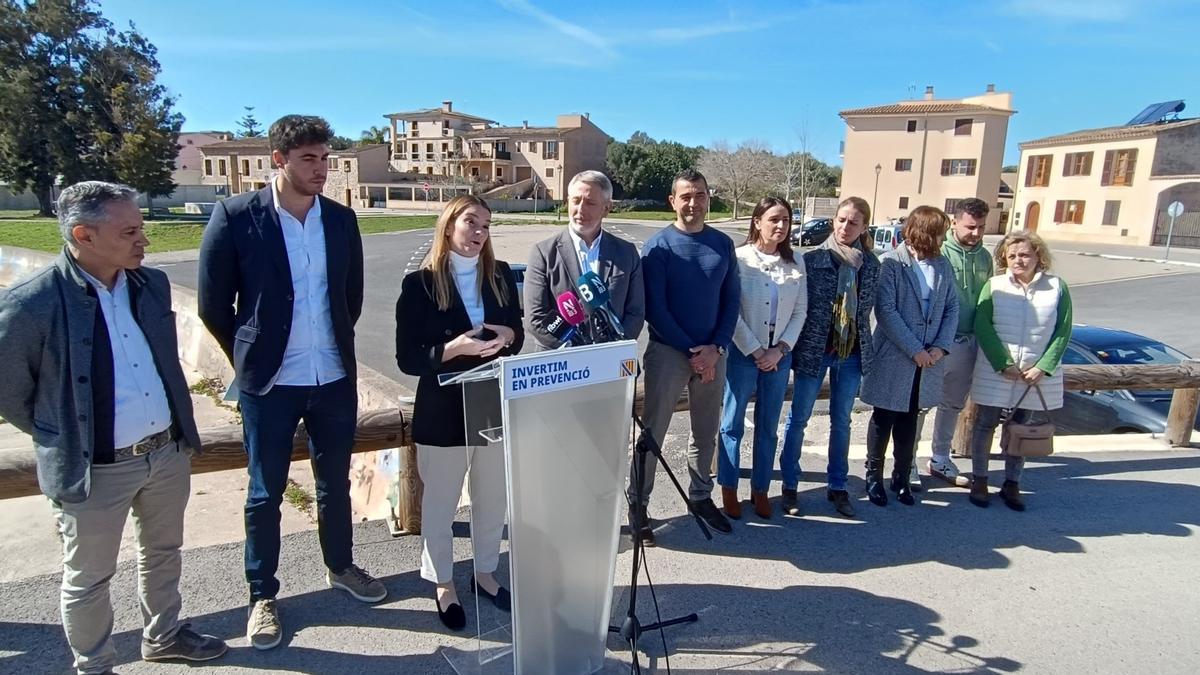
[237,106,262,137]
[606,131,700,200]
[360,125,389,144]
[0,0,183,216]
[329,135,354,150]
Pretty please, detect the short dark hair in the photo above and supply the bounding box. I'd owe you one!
[671,168,708,195]
[268,115,334,155]
[954,197,990,220]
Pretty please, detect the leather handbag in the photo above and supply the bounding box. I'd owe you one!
[1001,385,1055,457]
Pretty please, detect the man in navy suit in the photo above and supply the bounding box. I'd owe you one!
[198,115,384,651]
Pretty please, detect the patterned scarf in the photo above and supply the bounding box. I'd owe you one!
[820,236,864,358]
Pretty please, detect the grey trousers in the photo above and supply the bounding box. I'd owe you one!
[629,340,727,505]
[51,440,191,675]
[930,335,977,462]
[969,405,1028,483]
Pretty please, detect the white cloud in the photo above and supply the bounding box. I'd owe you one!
[496,0,616,57]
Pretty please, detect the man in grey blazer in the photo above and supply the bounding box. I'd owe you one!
[524,170,645,348]
[0,182,226,674]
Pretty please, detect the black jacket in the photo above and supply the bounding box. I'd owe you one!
[197,186,364,395]
[791,247,881,378]
[395,263,524,447]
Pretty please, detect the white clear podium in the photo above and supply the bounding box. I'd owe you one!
[437,340,639,674]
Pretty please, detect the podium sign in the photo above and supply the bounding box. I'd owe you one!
[499,341,637,674]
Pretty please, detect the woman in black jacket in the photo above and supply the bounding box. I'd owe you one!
[395,195,523,630]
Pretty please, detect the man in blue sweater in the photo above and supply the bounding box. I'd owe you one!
[629,169,741,543]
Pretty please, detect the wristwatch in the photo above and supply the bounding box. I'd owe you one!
[776,341,791,355]
[716,345,727,356]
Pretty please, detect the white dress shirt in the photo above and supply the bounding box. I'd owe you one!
[271,189,346,387]
[80,268,173,447]
[567,228,603,275]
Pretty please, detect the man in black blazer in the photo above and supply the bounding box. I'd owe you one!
[524,170,645,349]
[198,115,383,651]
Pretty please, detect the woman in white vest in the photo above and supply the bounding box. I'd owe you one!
[968,230,1073,511]
[718,197,807,520]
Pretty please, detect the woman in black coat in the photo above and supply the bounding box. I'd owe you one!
[395,195,523,630]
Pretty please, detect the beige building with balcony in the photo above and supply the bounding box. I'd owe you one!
[1011,116,1200,247]
[839,85,1014,231]
[385,100,610,199]
[199,138,273,197]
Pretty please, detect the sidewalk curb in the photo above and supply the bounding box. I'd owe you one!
[1059,249,1200,269]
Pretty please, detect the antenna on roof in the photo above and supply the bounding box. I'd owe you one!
[1126,100,1185,126]
[907,83,916,99]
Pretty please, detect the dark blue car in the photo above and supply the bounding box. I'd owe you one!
[1055,324,1200,435]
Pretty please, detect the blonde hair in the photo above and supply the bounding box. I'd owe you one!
[837,196,873,248]
[994,229,1053,273]
[425,195,510,311]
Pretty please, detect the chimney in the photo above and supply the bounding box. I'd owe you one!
[584,112,590,120]
[924,85,935,100]
[522,120,528,129]
[442,100,452,112]
[986,83,996,93]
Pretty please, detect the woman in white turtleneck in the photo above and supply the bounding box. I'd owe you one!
[395,195,523,631]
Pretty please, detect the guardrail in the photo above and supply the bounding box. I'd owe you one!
[1,363,1197,534]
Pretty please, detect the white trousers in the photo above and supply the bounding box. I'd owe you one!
[417,443,508,584]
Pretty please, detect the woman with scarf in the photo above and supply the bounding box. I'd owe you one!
[779,196,881,518]
[859,206,959,507]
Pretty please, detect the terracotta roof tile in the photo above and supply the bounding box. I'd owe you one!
[1019,118,1200,148]
[839,102,1013,116]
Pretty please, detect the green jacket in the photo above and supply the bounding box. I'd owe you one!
[942,237,992,336]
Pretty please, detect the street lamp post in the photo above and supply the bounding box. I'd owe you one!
[872,163,882,223]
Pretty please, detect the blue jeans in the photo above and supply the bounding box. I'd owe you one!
[718,349,792,493]
[780,352,863,492]
[240,377,358,601]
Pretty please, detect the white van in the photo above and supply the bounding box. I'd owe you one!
[870,224,905,256]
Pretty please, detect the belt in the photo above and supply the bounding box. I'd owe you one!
[113,427,178,461]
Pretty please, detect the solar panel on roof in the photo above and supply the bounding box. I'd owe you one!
[1127,100,1185,126]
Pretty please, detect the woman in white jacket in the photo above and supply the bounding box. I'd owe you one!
[718,197,807,519]
[968,230,1072,511]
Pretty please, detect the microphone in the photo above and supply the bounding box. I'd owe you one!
[575,271,626,340]
[549,290,589,348]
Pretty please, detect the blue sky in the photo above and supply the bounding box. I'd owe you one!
[101,0,1199,165]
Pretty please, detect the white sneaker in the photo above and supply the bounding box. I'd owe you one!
[928,458,971,488]
[908,462,923,492]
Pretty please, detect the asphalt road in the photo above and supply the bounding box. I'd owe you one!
[2,448,1197,673]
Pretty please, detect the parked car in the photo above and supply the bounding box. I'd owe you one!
[791,208,805,224]
[510,263,526,315]
[870,224,904,256]
[792,218,833,247]
[1052,325,1200,435]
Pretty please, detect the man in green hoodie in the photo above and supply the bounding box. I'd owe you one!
[926,198,993,486]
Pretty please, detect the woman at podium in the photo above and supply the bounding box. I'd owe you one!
[395,195,524,630]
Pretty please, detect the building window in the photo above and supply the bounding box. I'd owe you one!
[241,159,250,175]
[529,141,538,153]
[218,159,227,176]
[412,124,420,137]
[1102,200,1121,226]
[1062,152,1093,177]
[329,158,338,170]
[1101,148,1138,186]
[204,159,213,176]
[940,159,977,176]
[898,196,909,209]
[442,120,450,136]
[1025,155,1052,187]
[895,158,912,171]
[497,167,504,178]
[426,167,433,174]
[546,167,555,178]
[544,140,559,160]
[471,167,479,177]
[256,158,263,170]
[343,160,352,172]
[906,120,917,133]
[945,198,965,214]
[186,139,194,145]
[954,118,973,136]
[1054,200,1085,224]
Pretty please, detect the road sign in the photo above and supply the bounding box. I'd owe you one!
[1164,201,1185,262]
[1167,201,1184,218]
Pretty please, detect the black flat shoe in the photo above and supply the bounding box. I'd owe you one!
[866,478,888,506]
[473,579,512,612]
[435,596,466,631]
[890,478,915,506]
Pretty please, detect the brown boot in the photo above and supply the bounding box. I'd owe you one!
[751,490,771,519]
[721,486,742,519]
[1000,481,1026,512]
[969,476,990,508]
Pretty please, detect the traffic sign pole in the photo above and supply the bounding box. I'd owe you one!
[1165,200,1184,263]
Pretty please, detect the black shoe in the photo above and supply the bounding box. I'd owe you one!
[865,476,888,506]
[827,489,855,517]
[472,579,511,612]
[690,497,733,534]
[1000,480,1026,512]
[628,504,656,546]
[435,595,466,631]
[781,488,802,516]
[890,477,915,505]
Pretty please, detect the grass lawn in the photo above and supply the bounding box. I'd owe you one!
[0,213,443,253]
